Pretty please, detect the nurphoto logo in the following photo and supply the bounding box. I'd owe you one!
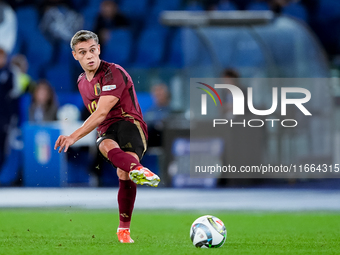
[197,82,312,128]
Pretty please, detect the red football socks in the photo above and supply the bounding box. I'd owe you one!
[118,179,137,229]
[107,148,142,172]
[107,149,140,228]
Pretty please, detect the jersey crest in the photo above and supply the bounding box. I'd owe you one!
[94,83,101,96]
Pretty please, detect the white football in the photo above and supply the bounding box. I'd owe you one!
[190,215,227,248]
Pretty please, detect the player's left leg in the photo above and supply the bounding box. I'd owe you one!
[98,139,137,243]
[96,121,160,243]
[116,152,138,243]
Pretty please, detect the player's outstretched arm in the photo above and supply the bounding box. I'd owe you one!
[54,95,119,153]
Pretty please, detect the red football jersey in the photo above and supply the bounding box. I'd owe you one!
[77,60,148,140]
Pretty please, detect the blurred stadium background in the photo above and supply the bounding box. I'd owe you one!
[0,0,340,208]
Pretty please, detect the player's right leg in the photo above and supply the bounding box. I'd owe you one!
[98,138,160,187]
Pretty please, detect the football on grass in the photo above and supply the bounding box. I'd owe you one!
[190,215,227,248]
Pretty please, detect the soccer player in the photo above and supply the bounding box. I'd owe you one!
[54,30,160,243]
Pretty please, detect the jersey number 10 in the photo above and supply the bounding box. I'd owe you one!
[88,101,97,114]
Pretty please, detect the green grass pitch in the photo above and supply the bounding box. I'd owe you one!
[0,209,339,255]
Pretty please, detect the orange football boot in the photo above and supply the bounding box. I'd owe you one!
[129,167,160,187]
[117,229,134,243]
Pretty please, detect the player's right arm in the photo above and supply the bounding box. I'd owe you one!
[54,95,118,153]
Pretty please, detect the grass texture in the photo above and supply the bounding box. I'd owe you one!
[0,209,339,255]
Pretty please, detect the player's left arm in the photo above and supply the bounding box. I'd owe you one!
[54,95,118,153]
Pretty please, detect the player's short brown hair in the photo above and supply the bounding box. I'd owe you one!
[70,30,99,51]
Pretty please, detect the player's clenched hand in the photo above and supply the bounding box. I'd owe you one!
[54,135,76,153]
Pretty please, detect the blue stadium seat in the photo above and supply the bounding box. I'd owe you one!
[23,30,53,80]
[233,37,264,68]
[145,6,165,28]
[231,0,252,10]
[26,65,41,81]
[15,6,39,57]
[185,1,204,11]
[136,92,153,114]
[45,64,73,92]
[25,32,52,64]
[56,92,84,110]
[268,29,296,68]
[81,0,102,30]
[181,28,212,67]
[134,28,168,67]
[26,30,53,80]
[146,0,182,28]
[246,2,270,11]
[167,29,184,68]
[217,1,238,11]
[153,0,182,10]
[81,7,98,31]
[84,0,101,11]
[234,48,264,69]
[53,41,74,67]
[120,0,149,21]
[316,0,340,22]
[16,6,39,39]
[71,0,90,11]
[101,29,132,66]
[10,31,24,56]
[283,2,308,22]
[19,93,31,124]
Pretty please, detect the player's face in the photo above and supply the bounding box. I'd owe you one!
[72,39,101,73]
